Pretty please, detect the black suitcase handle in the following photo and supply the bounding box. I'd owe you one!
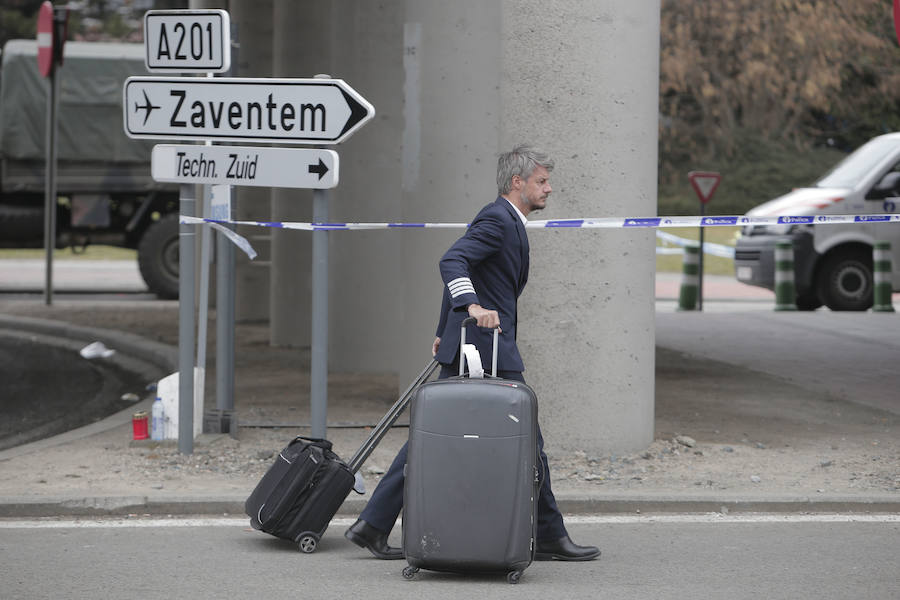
[460,316,499,377]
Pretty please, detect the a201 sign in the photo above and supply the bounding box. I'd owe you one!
[144,9,230,73]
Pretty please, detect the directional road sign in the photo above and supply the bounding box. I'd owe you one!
[688,171,721,205]
[123,77,375,144]
[144,10,230,73]
[151,145,339,189]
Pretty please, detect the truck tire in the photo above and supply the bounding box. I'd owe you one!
[138,214,179,299]
[815,248,873,311]
[795,291,823,311]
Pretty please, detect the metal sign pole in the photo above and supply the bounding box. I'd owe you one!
[311,187,328,439]
[43,62,58,306]
[178,183,196,455]
[215,27,239,427]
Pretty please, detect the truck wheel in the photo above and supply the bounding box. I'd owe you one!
[138,214,179,299]
[816,249,873,311]
[795,291,822,311]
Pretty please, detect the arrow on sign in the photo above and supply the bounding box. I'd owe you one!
[308,158,329,180]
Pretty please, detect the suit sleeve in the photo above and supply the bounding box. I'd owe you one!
[439,211,505,311]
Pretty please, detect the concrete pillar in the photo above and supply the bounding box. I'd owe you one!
[268,0,334,346]
[326,0,405,372]
[395,1,503,386]
[229,0,273,323]
[503,0,659,454]
[394,0,658,455]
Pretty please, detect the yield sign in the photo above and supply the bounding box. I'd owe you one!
[688,171,721,205]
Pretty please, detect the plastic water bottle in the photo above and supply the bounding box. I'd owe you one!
[151,397,165,441]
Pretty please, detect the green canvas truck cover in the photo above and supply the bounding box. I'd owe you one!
[0,39,154,164]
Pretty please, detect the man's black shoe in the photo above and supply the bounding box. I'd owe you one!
[344,519,403,560]
[535,535,601,561]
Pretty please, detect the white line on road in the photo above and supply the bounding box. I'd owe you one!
[1,514,899,529]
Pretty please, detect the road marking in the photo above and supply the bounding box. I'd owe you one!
[1,514,898,529]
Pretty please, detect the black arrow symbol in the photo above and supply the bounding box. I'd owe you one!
[308,158,329,180]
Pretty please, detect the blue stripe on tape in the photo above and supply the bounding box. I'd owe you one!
[545,220,584,227]
[701,217,739,226]
[625,218,661,227]
[778,216,815,224]
[855,215,891,222]
[261,221,284,228]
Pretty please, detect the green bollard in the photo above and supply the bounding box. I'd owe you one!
[872,241,895,313]
[677,245,699,311]
[774,240,797,311]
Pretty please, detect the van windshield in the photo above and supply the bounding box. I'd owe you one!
[815,137,900,189]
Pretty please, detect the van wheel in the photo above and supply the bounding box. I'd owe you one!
[138,214,179,299]
[816,249,873,311]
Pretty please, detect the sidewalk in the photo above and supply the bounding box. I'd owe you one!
[0,279,897,519]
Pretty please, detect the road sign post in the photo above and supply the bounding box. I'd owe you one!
[38,2,68,306]
[130,19,375,447]
[688,171,722,311]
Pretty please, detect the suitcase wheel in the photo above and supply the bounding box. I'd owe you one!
[507,570,522,585]
[297,533,319,554]
[401,566,419,581]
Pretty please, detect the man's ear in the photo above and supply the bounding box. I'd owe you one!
[511,174,522,190]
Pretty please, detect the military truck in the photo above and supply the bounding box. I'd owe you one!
[0,39,179,298]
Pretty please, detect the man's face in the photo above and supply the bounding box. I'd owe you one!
[520,165,552,212]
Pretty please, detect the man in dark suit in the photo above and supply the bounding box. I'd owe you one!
[346,145,600,562]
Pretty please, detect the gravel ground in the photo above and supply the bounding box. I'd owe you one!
[0,298,897,503]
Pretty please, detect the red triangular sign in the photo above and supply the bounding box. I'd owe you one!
[688,171,721,204]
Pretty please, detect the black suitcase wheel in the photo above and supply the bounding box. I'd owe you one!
[297,533,318,553]
[507,570,522,585]
[402,566,418,580]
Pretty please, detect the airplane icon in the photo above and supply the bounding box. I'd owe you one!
[134,90,160,125]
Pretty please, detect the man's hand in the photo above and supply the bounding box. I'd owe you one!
[432,337,441,357]
[467,303,501,330]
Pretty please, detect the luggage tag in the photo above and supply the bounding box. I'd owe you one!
[462,343,485,378]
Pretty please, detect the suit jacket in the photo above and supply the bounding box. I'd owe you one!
[434,197,530,372]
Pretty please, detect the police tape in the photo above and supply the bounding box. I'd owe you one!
[180,213,900,259]
[656,230,735,259]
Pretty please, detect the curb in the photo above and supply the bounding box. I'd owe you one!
[1,494,898,519]
[0,313,177,374]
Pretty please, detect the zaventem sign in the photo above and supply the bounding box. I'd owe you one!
[123,77,375,144]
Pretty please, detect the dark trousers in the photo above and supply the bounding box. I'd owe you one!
[358,364,568,542]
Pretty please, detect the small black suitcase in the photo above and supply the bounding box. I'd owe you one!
[245,360,438,553]
[402,318,540,584]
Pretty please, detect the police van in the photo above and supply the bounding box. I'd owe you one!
[734,132,900,311]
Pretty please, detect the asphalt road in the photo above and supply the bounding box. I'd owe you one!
[1,516,897,600]
[0,329,147,451]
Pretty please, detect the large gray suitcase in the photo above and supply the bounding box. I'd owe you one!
[401,318,539,584]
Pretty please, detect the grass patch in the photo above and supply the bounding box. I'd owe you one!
[656,226,739,275]
[0,246,136,261]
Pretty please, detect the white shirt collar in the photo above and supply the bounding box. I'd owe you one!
[505,198,528,225]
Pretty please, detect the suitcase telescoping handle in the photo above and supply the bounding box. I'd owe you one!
[460,316,499,377]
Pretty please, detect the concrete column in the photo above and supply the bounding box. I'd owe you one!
[268,0,334,346]
[229,0,273,323]
[395,1,504,387]
[502,0,659,454]
[326,0,405,372]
